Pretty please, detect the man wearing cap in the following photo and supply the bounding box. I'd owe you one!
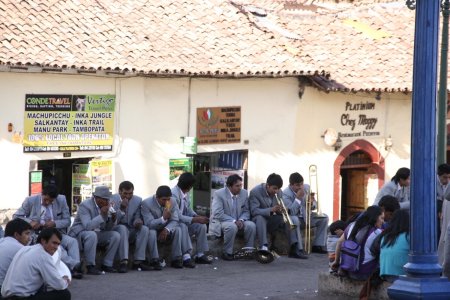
[68,185,121,275]
[142,185,195,269]
[13,184,83,279]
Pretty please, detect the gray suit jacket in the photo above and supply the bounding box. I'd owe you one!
[141,195,180,232]
[68,197,116,237]
[249,183,282,218]
[373,180,410,210]
[13,194,71,233]
[282,184,317,219]
[110,193,143,228]
[210,187,250,236]
[171,186,196,224]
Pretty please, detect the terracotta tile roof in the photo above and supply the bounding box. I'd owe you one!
[0,0,319,77]
[0,0,416,90]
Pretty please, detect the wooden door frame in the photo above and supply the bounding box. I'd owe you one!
[333,139,385,221]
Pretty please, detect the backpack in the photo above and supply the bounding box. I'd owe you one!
[340,225,374,272]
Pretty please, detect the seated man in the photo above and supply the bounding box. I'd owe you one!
[68,185,121,275]
[1,228,71,300]
[111,181,155,271]
[13,184,83,279]
[142,185,195,269]
[283,173,329,254]
[0,219,32,290]
[249,173,307,259]
[211,174,256,261]
[171,172,212,264]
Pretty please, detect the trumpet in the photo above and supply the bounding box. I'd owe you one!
[274,194,296,230]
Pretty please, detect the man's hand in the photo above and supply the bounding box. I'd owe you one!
[192,216,209,224]
[158,228,169,241]
[30,220,41,230]
[163,208,171,220]
[43,220,56,228]
[63,275,71,286]
[134,219,143,230]
[295,187,305,200]
[235,220,244,230]
[120,198,129,211]
[100,205,109,217]
[271,205,282,214]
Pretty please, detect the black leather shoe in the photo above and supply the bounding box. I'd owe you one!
[183,259,196,268]
[288,249,308,259]
[118,261,128,273]
[86,265,102,275]
[311,246,328,254]
[132,261,153,271]
[71,268,83,279]
[195,255,213,264]
[101,265,118,273]
[149,259,163,271]
[221,252,234,261]
[171,259,183,269]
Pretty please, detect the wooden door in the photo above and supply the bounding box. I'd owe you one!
[345,169,367,219]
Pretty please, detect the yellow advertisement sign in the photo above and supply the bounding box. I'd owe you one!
[23,94,115,152]
[90,159,113,191]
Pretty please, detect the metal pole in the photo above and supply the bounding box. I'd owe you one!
[389,0,450,298]
[438,0,449,165]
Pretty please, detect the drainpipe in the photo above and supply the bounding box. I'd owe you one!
[438,0,449,165]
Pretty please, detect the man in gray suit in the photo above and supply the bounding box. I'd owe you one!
[211,174,256,261]
[172,173,212,264]
[13,184,83,278]
[68,185,121,275]
[249,173,307,259]
[283,173,328,254]
[142,185,195,269]
[373,167,410,210]
[111,181,157,271]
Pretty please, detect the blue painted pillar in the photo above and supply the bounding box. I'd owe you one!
[388,1,450,298]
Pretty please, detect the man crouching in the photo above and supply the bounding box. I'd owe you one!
[1,228,71,299]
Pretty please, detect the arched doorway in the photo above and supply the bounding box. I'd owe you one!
[333,139,384,221]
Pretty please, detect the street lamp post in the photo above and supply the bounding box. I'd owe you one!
[388,1,450,298]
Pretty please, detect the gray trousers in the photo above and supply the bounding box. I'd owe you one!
[221,220,256,255]
[155,225,183,259]
[60,234,80,270]
[112,224,131,261]
[179,223,193,255]
[147,229,159,260]
[186,223,209,255]
[76,230,120,267]
[443,224,450,278]
[120,225,149,261]
[307,213,329,247]
[254,214,302,250]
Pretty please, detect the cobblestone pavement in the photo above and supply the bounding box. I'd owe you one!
[70,252,343,300]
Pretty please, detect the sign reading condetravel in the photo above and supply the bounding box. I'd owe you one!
[23,94,115,152]
[196,106,241,145]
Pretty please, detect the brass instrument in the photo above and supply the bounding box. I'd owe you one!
[305,165,320,254]
[274,194,296,230]
[304,186,312,254]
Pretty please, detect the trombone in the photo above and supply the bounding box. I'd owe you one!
[274,194,296,230]
[305,164,320,254]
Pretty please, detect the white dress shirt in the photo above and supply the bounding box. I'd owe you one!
[0,237,24,287]
[1,244,68,297]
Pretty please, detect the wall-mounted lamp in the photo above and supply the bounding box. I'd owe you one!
[385,135,393,151]
[7,123,13,132]
[334,137,343,151]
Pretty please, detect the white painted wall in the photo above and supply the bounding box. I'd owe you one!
[0,72,411,220]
